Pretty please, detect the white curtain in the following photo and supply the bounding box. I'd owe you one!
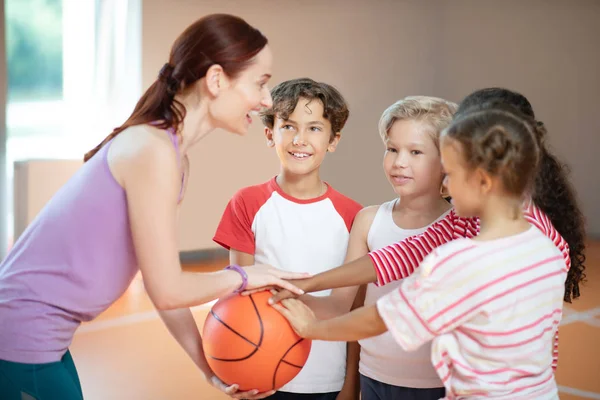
[91,0,142,139]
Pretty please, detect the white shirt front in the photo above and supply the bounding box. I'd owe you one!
[360,199,449,388]
[214,177,362,393]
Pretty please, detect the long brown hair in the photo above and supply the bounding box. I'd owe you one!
[455,88,586,302]
[84,14,268,162]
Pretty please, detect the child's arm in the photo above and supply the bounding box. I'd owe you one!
[274,246,475,349]
[368,212,478,286]
[274,300,387,342]
[310,206,378,317]
[231,247,359,320]
[270,211,479,303]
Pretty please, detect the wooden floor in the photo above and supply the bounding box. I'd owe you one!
[71,243,600,400]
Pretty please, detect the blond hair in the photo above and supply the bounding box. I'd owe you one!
[378,96,458,149]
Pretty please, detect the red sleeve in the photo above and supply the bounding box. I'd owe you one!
[328,189,363,232]
[368,211,480,286]
[213,184,272,255]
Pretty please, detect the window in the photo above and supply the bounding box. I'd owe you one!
[3,0,141,247]
[6,0,62,103]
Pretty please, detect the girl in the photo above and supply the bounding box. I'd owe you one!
[275,106,567,399]
[0,14,306,400]
[455,88,586,304]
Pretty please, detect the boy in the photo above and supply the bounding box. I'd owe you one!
[213,78,362,399]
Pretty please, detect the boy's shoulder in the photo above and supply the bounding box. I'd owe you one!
[326,184,362,212]
[325,184,363,231]
[230,177,277,204]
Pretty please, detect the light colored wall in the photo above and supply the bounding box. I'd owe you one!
[12,0,600,250]
[142,0,442,250]
[143,0,600,249]
[434,0,600,238]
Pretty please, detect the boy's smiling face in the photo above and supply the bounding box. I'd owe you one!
[265,97,340,177]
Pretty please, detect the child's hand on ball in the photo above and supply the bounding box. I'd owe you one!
[271,296,318,339]
[265,288,297,304]
[208,375,275,399]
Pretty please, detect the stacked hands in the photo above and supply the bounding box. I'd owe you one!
[205,265,318,400]
[240,273,319,340]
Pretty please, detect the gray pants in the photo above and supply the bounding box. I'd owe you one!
[360,374,445,400]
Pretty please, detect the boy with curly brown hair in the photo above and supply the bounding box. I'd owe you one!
[214,78,362,399]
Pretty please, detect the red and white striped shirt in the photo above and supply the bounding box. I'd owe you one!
[377,227,567,399]
[368,201,569,370]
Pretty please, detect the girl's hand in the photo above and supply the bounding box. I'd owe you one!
[271,294,319,339]
[265,287,299,303]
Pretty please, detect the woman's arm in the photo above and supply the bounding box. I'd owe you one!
[118,132,305,310]
[157,308,214,378]
[158,308,275,399]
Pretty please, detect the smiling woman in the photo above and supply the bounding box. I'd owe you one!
[0,13,309,400]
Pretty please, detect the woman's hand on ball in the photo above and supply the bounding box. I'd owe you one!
[271,297,318,339]
[244,264,311,295]
[208,375,275,399]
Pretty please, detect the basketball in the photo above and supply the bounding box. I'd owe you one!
[202,290,312,392]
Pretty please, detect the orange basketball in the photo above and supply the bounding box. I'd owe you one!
[202,290,312,392]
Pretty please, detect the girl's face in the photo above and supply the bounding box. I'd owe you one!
[440,137,484,216]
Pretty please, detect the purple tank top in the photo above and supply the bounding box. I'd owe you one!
[0,129,183,364]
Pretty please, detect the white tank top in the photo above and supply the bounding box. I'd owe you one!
[358,199,449,388]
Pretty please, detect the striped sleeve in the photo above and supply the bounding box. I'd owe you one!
[523,202,570,271]
[367,210,480,286]
[523,202,569,372]
[376,242,477,351]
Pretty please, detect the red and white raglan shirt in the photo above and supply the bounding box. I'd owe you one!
[377,226,567,399]
[367,200,569,371]
[213,176,362,394]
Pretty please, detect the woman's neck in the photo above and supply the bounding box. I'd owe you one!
[176,91,215,154]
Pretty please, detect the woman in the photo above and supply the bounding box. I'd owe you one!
[0,14,305,400]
